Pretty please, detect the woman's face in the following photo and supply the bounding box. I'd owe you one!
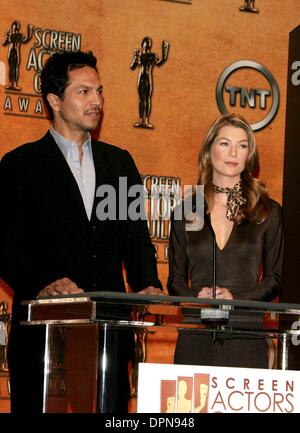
[210,125,250,186]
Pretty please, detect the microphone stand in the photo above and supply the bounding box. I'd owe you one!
[200,214,230,322]
[208,217,217,299]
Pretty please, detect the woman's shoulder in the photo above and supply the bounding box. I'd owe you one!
[268,198,282,212]
[266,198,283,223]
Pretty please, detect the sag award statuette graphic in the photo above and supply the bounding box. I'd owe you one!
[0,301,10,372]
[2,21,33,90]
[239,0,259,13]
[130,36,170,129]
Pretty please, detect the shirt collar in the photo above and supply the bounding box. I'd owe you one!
[50,126,92,160]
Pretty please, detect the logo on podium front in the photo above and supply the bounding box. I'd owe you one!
[138,363,299,413]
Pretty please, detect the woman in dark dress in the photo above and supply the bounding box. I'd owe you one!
[167,113,284,368]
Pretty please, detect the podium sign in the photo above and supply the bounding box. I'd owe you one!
[137,363,300,413]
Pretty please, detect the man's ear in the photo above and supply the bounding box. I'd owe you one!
[47,93,61,114]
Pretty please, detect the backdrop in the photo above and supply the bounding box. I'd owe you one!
[0,0,299,411]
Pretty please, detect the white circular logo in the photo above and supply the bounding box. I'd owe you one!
[216,60,280,131]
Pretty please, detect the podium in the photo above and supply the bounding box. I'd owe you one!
[20,293,300,413]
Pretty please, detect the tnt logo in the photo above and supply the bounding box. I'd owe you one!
[216,60,279,131]
[225,87,270,109]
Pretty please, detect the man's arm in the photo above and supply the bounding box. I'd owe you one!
[0,152,27,291]
[119,150,163,293]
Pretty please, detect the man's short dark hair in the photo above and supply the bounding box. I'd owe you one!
[41,50,98,119]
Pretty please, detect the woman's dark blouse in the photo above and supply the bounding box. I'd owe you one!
[167,199,284,301]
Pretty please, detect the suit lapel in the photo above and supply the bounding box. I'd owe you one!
[91,140,116,217]
[91,140,109,189]
[41,131,89,222]
[41,135,115,224]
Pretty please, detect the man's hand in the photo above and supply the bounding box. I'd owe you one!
[137,286,165,296]
[197,286,234,300]
[37,277,84,298]
[197,287,212,298]
[215,286,234,300]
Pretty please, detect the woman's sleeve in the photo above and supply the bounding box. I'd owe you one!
[167,212,197,296]
[238,201,284,301]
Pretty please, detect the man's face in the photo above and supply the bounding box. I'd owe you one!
[56,66,104,133]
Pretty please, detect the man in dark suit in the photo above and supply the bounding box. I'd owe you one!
[0,50,162,413]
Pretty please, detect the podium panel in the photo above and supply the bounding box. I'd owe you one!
[45,324,99,413]
[20,292,300,413]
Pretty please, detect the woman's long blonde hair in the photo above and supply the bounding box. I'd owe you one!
[198,113,270,223]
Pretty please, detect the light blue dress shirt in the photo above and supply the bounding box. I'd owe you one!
[50,126,96,220]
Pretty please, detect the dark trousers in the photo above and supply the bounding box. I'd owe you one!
[8,324,45,413]
[174,331,268,369]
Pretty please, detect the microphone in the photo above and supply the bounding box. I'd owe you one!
[205,214,216,299]
[200,213,230,322]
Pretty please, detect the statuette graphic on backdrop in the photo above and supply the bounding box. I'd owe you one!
[0,301,10,372]
[130,36,170,129]
[2,21,33,90]
[239,0,259,13]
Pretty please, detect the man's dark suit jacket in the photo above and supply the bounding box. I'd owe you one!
[0,130,160,298]
[0,131,161,412]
